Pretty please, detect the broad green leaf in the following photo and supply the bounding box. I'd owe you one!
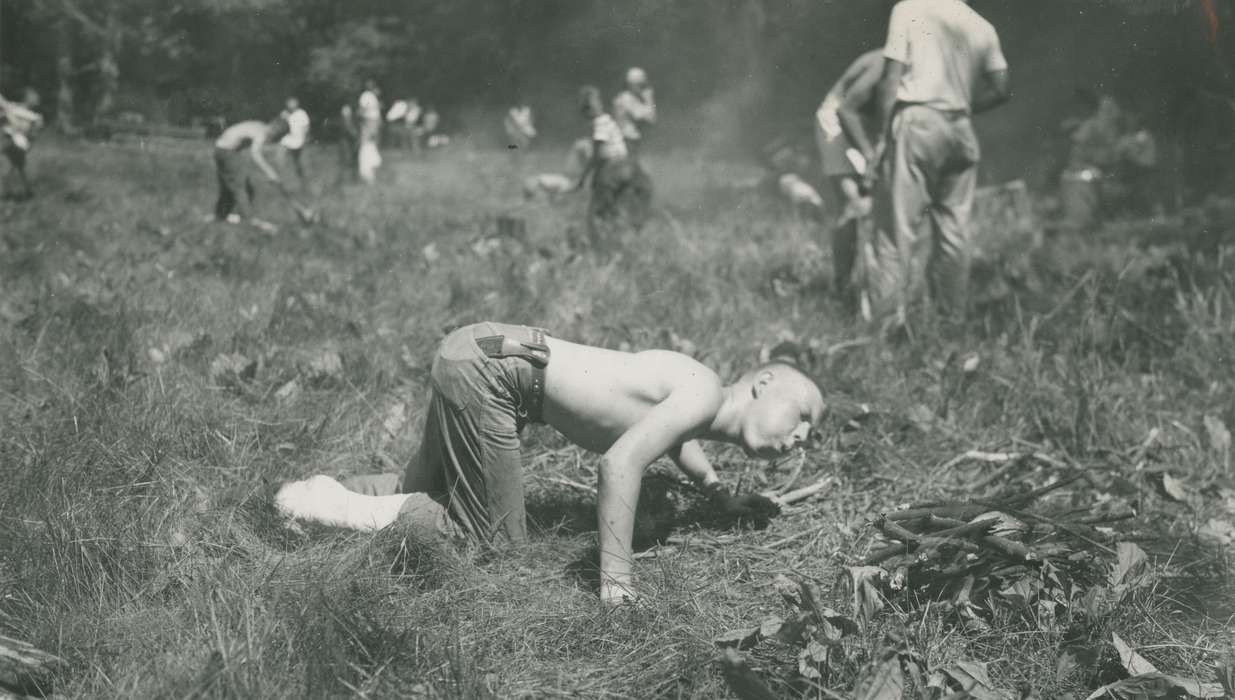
[1084,672,1224,699]
[853,658,904,700]
[844,566,887,624]
[1160,473,1190,504]
[1113,632,1159,676]
[1110,542,1149,588]
[1203,415,1231,454]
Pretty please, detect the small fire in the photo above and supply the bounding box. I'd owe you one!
[1202,0,1219,45]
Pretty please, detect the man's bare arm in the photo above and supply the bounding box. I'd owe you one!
[972,69,1011,115]
[837,62,883,162]
[876,58,906,144]
[668,441,720,488]
[598,385,721,604]
[249,138,280,182]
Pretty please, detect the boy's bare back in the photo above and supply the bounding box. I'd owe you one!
[542,337,721,455]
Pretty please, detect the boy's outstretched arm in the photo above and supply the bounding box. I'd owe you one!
[250,140,280,183]
[598,385,721,606]
[671,441,782,522]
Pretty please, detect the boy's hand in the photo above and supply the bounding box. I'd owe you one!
[703,482,781,525]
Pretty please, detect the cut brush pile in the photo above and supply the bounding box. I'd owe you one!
[716,454,1234,699]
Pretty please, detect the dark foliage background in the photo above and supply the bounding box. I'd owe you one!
[3,0,1235,190]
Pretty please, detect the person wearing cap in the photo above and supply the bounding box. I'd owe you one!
[612,67,657,159]
[869,0,1011,331]
[279,96,311,186]
[815,49,883,311]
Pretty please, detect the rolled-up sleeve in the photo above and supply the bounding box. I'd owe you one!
[983,30,1009,72]
[883,3,912,65]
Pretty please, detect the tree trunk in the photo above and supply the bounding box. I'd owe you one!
[55,20,76,134]
[95,13,121,120]
[96,45,119,119]
[0,635,63,696]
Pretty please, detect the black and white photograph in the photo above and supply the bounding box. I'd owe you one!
[1,0,1234,697]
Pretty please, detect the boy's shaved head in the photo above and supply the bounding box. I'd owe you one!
[743,361,825,401]
[732,361,827,458]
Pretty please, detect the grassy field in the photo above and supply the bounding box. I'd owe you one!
[1,138,1232,699]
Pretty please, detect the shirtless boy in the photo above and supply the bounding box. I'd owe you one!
[213,117,288,230]
[815,49,883,307]
[276,322,826,606]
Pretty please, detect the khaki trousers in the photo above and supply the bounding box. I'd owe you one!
[869,105,980,326]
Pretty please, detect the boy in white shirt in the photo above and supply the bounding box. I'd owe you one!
[1,89,43,201]
[575,86,652,250]
[357,81,383,183]
[612,67,656,158]
[279,97,310,185]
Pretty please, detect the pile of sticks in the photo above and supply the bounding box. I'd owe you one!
[862,473,1131,590]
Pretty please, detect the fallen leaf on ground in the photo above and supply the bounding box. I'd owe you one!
[1197,519,1235,547]
[1203,415,1231,455]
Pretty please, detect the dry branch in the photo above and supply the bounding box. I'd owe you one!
[767,476,834,507]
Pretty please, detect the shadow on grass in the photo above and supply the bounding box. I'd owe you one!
[527,473,778,595]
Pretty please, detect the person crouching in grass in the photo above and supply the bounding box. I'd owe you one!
[573,86,652,253]
[212,117,289,232]
[275,322,826,607]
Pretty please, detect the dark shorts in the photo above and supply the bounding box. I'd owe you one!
[400,322,549,543]
[590,157,652,228]
[3,137,27,169]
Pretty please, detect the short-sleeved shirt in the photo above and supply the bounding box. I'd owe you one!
[884,0,1007,113]
[591,113,628,161]
[280,108,310,150]
[1,101,43,151]
[358,90,381,124]
[612,90,655,142]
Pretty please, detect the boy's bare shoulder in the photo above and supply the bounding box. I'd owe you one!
[634,349,724,394]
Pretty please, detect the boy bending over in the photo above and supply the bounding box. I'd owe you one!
[213,117,289,230]
[277,322,826,606]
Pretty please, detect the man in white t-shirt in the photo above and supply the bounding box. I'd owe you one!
[357,80,383,183]
[279,97,310,185]
[869,0,1011,330]
[612,67,656,158]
